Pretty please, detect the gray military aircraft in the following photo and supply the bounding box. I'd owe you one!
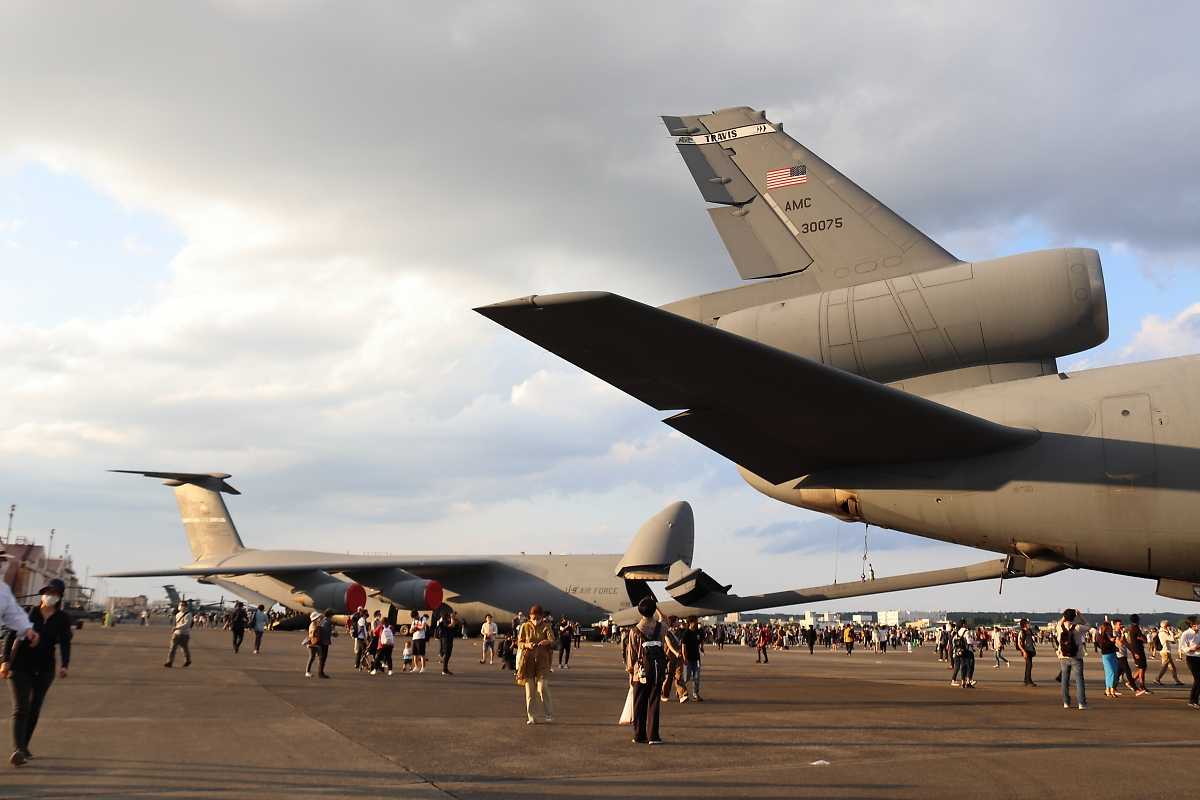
[101,470,1051,626]
[478,105,1200,611]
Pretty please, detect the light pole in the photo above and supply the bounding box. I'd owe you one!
[4,504,13,545]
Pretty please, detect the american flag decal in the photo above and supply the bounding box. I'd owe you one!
[766,164,808,190]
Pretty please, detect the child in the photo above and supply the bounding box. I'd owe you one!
[401,640,413,672]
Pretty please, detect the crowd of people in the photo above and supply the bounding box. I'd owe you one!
[4,572,1200,767]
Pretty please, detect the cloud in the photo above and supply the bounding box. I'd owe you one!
[1121,303,1200,361]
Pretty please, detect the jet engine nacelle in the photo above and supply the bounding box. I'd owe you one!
[616,501,694,581]
[378,574,444,612]
[715,248,1107,384]
[300,576,368,614]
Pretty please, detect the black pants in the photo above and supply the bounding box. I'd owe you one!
[1187,657,1200,705]
[559,638,572,666]
[10,670,54,751]
[440,636,454,672]
[232,628,245,653]
[253,630,263,652]
[376,645,394,672]
[633,659,665,743]
[306,645,328,675]
[1023,653,1035,684]
[756,646,768,663]
[960,653,976,681]
[808,642,815,654]
[1117,656,1133,686]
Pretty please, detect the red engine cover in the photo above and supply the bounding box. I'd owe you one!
[424,580,443,610]
[344,582,367,613]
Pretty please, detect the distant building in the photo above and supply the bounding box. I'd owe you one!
[0,538,82,606]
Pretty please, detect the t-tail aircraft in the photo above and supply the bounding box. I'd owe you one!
[478,106,1200,607]
[102,471,1055,626]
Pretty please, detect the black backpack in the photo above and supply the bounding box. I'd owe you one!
[1059,624,1078,657]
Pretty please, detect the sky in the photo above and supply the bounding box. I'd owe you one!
[3,2,1200,615]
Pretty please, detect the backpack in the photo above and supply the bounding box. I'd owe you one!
[952,632,970,658]
[307,621,322,647]
[1059,623,1078,657]
[636,622,667,670]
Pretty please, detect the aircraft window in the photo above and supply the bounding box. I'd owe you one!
[1121,409,1131,417]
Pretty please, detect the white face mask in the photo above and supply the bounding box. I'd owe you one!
[42,594,61,606]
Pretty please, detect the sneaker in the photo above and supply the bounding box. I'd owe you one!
[1064,702,1071,709]
[305,671,312,678]
[419,667,425,674]
[9,750,26,767]
[183,661,191,667]
[648,739,663,745]
[527,719,537,725]
[319,673,330,679]
[632,738,646,743]
[163,662,173,668]
[950,680,960,686]
[679,696,688,703]
[1077,704,1087,710]
[1188,703,1200,709]
[543,716,554,723]
[387,670,393,676]
[17,748,30,760]
[370,670,377,675]
[1135,689,1148,697]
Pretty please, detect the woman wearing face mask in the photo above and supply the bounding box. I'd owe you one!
[1,578,72,767]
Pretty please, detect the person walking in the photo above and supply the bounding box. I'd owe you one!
[842,624,854,657]
[516,604,555,725]
[953,621,976,688]
[230,602,247,654]
[625,596,666,745]
[1179,615,1200,709]
[373,623,395,676]
[991,627,1010,669]
[557,617,574,670]
[1017,619,1038,687]
[2,578,70,767]
[1155,620,1185,686]
[680,616,704,702]
[804,625,816,655]
[1097,619,1122,698]
[410,612,428,674]
[163,601,193,668]
[437,610,458,675]
[251,604,267,654]
[304,610,333,678]
[1112,619,1135,691]
[1057,608,1088,710]
[1127,614,1151,696]
[480,614,498,665]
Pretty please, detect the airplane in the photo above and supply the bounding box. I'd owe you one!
[161,584,232,615]
[477,105,1200,609]
[100,471,1061,627]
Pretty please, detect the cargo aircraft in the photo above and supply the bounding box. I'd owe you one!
[479,106,1200,613]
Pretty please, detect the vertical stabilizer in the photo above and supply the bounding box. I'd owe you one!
[112,470,245,561]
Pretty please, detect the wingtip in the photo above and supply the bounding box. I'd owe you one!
[474,291,615,317]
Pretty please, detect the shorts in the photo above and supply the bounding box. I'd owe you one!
[1132,652,1147,669]
[484,638,495,651]
[412,639,426,657]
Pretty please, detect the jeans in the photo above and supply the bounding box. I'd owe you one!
[959,653,975,682]
[684,660,701,697]
[1101,653,1120,689]
[9,670,54,751]
[1188,657,1200,705]
[232,628,245,652]
[253,630,263,652]
[440,636,454,672]
[306,644,329,675]
[1060,657,1087,706]
[1023,653,1035,684]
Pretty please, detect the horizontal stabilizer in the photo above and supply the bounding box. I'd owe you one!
[110,470,240,495]
[612,556,1066,624]
[475,292,1038,483]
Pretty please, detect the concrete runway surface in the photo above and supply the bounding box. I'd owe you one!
[3,625,1198,799]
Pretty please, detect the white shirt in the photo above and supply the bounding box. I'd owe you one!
[378,626,395,647]
[0,581,31,636]
[480,622,497,639]
[412,620,426,640]
[1179,627,1200,658]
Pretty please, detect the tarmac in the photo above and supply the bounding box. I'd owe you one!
[4,624,1199,799]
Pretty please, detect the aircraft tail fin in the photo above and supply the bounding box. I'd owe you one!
[663,106,957,285]
[112,470,246,561]
[163,584,181,605]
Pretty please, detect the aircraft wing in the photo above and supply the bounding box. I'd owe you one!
[475,292,1038,484]
[99,556,492,579]
[611,556,1066,625]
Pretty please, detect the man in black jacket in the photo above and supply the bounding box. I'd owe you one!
[2,578,72,767]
